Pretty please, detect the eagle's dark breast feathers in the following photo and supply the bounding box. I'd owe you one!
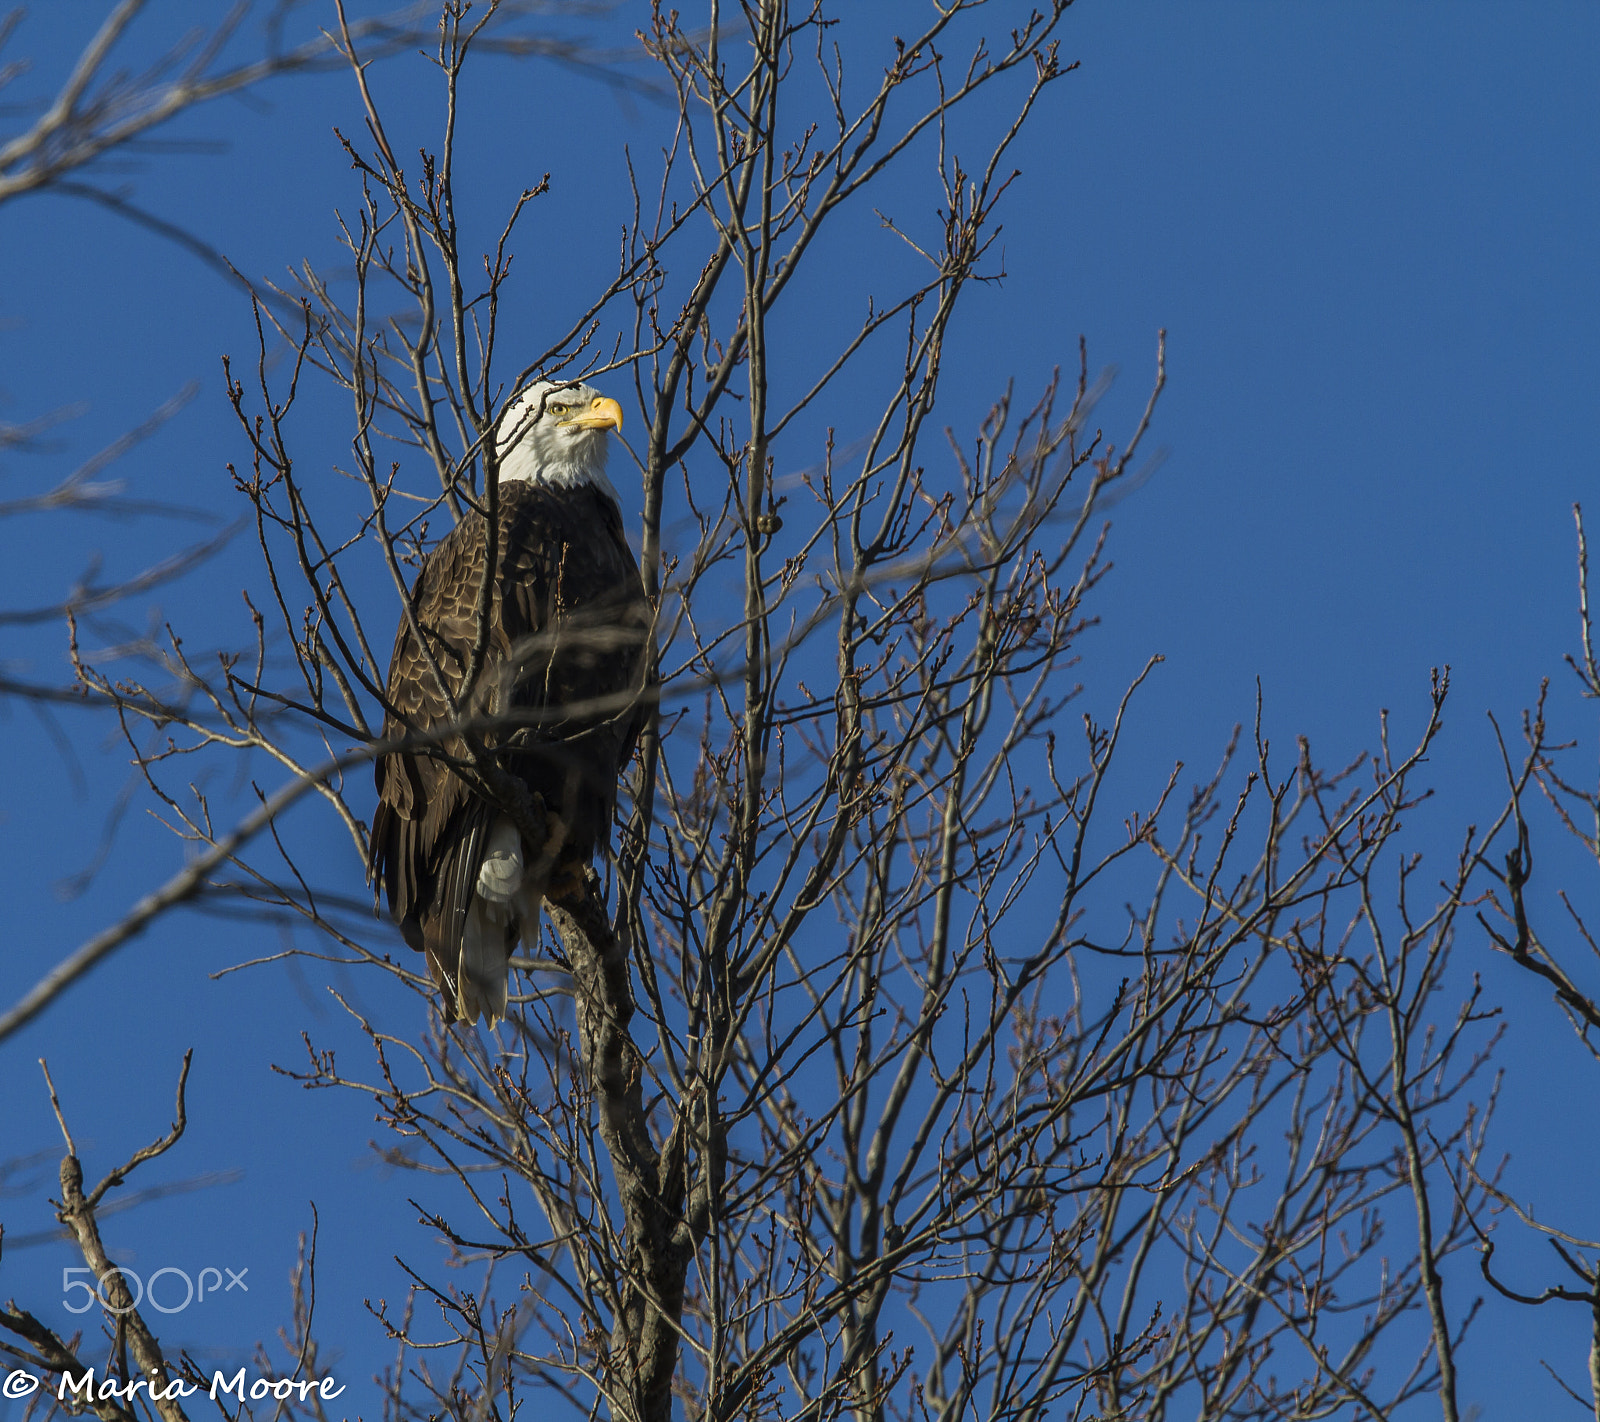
[368,480,650,1012]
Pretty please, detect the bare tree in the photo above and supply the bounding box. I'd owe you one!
[1440,504,1600,1422]
[0,4,1555,1421]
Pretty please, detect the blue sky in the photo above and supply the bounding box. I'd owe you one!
[3,2,1599,1415]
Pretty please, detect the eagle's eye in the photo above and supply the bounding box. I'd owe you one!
[547,402,572,418]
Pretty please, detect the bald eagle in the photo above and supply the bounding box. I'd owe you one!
[369,382,652,1024]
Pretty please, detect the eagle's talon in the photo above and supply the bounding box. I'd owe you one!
[546,860,588,904]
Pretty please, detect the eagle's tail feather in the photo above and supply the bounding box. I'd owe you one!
[455,816,524,1025]
[459,893,514,1026]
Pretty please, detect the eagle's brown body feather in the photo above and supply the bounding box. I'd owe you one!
[369,479,650,1019]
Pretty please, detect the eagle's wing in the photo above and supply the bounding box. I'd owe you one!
[368,509,491,1010]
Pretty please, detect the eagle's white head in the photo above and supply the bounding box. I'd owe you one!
[495,380,624,503]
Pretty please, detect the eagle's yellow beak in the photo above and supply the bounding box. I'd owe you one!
[566,396,624,432]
